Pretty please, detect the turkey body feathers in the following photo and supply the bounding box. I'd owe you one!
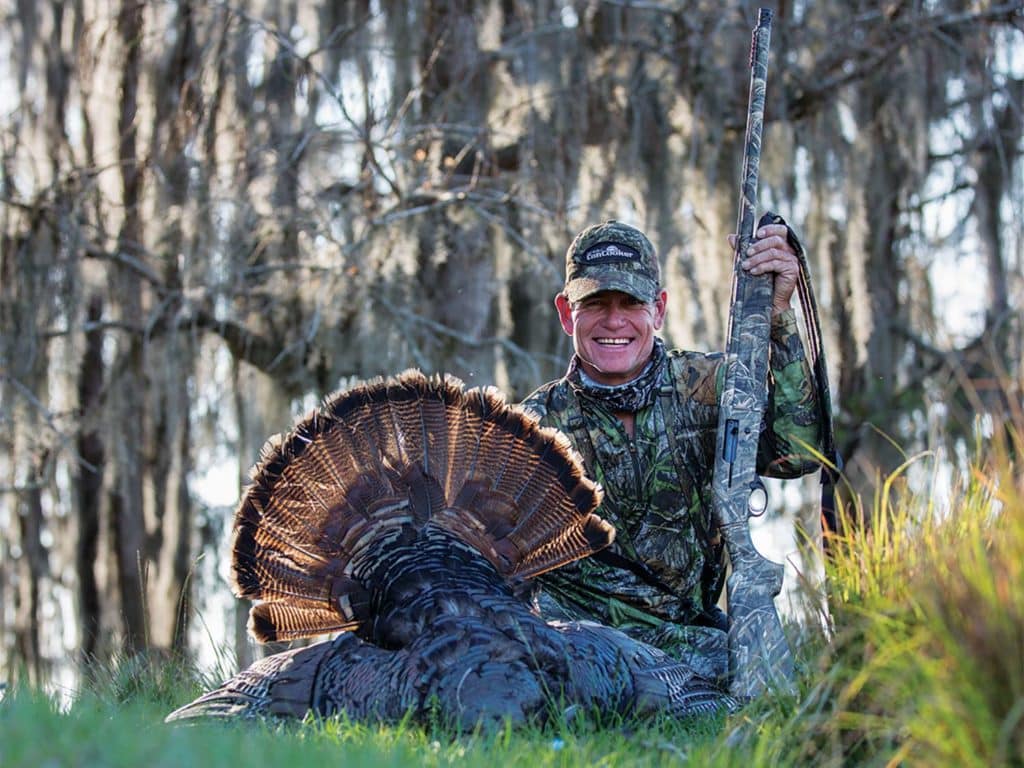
[166,370,736,728]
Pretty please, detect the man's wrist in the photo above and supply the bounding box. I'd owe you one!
[771,307,798,331]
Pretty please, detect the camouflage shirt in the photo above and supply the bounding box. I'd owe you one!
[519,309,822,663]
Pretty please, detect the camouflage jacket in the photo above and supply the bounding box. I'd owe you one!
[520,309,823,655]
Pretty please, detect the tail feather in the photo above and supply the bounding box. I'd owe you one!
[249,599,362,643]
[229,369,607,643]
[442,385,487,499]
[382,376,431,472]
[232,527,338,605]
[512,514,617,579]
[472,404,533,493]
[501,479,603,564]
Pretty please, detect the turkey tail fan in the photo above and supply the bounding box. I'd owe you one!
[230,369,610,644]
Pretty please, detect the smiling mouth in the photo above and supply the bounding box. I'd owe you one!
[595,338,631,346]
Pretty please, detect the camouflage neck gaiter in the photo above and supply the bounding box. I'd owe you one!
[567,338,668,413]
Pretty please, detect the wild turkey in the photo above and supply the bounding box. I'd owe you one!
[166,370,736,728]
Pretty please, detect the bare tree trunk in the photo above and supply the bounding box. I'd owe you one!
[164,394,195,653]
[412,0,498,381]
[111,0,149,654]
[74,294,105,662]
[966,74,1022,430]
[143,0,204,655]
[1,211,55,685]
[851,91,912,496]
[13,452,50,684]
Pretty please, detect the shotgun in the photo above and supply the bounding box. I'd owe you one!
[711,7,796,700]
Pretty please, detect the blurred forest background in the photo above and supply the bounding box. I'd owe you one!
[1,0,1021,693]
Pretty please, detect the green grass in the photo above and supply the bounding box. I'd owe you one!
[3,431,1022,767]
[745,425,1024,768]
[0,681,731,767]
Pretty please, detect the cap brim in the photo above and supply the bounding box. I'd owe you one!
[564,274,658,304]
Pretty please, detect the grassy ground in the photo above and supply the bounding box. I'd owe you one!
[1,676,731,767]
[2,430,1021,767]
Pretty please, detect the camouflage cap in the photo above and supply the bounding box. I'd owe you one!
[563,221,660,304]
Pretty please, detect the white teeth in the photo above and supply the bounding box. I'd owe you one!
[596,338,629,345]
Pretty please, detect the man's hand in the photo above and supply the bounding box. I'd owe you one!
[727,223,799,316]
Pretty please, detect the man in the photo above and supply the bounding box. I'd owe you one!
[520,219,824,681]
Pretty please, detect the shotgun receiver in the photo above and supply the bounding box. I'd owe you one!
[712,8,796,699]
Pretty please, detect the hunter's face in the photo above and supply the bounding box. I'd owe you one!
[556,289,667,387]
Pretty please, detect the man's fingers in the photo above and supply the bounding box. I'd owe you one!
[743,244,797,271]
[746,233,790,256]
[754,224,789,240]
[728,224,789,244]
[743,254,797,276]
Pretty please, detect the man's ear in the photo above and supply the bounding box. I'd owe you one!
[653,289,668,330]
[555,293,574,336]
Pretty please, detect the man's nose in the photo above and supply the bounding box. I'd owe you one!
[603,303,628,326]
